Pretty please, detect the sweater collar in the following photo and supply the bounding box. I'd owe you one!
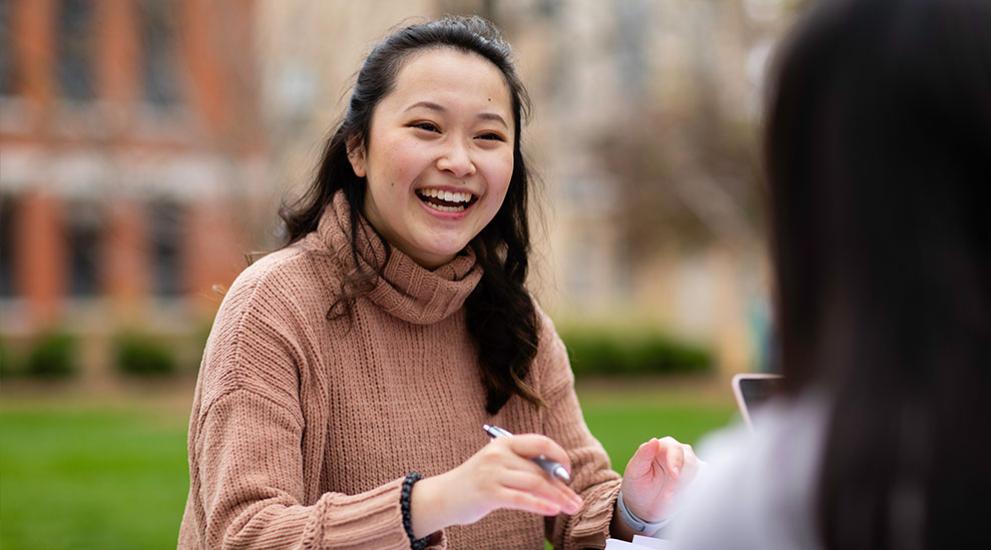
[313,191,482,325]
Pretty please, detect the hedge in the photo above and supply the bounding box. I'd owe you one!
[23,330,78,379]
[558,327,712,377]
[114,331,178,376]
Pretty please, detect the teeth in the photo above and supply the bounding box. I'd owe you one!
[425,202,466,213]
[418,188,473,204]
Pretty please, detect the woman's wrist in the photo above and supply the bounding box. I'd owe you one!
[616,490,671,536]
[408,473,447,539]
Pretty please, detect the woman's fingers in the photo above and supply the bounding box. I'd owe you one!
[657,436,686,478]
[503,433,573,475]
[455,433,587,521]
[619,436,703,523]
[625,436,695,485]
[680,442,701,482]
[492,437,583,505]
[625,438,660,478]
[499,470,583,514]
[496,487,566,516]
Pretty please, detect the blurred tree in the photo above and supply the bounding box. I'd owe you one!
[597,91,765,259]
[595,0,779,264]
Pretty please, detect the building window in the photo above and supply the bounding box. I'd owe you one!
[537,0,561,18]
[57,0,95,101]
[0,193,17,298]
[616,0,648,98]
[65,199,103,297]
[149,199,184,297]
[139,0,180,106]
[0,0,14,96]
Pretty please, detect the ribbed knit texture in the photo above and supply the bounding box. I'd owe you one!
[178,191,622,549]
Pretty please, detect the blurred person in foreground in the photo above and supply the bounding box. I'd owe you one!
[178,15,699,550]
[671,0,991,549]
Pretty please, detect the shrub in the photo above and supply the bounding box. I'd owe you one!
[0,338,14,378]
[191,318,215,371]
[114,331,177,376]
[559,326,713,377]
[24,330,78,378]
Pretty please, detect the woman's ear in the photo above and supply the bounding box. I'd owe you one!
[346,137,367,178]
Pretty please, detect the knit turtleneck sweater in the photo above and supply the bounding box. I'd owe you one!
[178,192,622,549]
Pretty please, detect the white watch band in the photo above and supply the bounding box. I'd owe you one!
[617,491,671,536]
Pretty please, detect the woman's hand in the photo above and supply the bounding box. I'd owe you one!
[620,436,700,523]
[409,434,584,538]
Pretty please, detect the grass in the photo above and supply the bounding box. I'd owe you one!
[0,382,735,550]
[0,404,189,550]
[582,396,736,470]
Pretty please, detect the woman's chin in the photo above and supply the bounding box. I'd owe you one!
[410,240,472,267]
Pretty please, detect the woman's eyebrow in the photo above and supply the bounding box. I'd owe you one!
[477,112,509,129]
[404,101,509,129]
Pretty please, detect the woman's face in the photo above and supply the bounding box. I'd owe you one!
[349,48,515,269]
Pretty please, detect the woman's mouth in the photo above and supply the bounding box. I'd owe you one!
[415,188,479,213]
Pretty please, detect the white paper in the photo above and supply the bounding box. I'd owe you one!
[632,535,671,548]
[604,536,671,549]
[605,540,649,549]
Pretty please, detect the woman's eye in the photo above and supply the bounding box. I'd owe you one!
[411,122,440,133]
[477,132,506,142]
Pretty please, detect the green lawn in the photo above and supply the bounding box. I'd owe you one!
[0,405,190,550]
[582,395,736,471]
[0,386,735,550]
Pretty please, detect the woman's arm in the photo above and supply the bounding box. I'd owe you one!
[188,388,426,550]
[181,263,443,550]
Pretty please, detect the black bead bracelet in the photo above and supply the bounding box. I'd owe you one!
[401,471,432,550]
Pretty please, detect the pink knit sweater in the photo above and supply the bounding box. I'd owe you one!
[177,192,622,549]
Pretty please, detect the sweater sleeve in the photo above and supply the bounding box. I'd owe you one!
[183,259,446,550]
[190,389,436,549]
[535,311,623,550]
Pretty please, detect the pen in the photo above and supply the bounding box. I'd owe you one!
[482,424,572,483]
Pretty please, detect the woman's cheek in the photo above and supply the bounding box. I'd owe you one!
[485,157,514,196]
[382,139,423,187]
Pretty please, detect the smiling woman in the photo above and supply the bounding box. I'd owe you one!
[177,16,698,550]
[348,48,515,269]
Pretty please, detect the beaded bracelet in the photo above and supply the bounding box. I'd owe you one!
[401,472,432,550]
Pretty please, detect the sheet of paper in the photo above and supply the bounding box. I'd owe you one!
[605,540,649,549]
[604,536,671,549]
[632,535,671,548]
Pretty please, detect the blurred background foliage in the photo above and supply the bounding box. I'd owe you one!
[19,329,79,379]
[560,325,712,377]
[113,330,178,376]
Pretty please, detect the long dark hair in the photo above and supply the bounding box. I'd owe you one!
[766,0,991,548]
[279,16,541,415]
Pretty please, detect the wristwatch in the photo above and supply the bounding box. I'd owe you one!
[617,491,671,536]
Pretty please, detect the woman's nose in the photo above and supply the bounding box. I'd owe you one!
[436,141,477,178]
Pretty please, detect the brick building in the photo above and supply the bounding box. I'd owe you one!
[2,0,794,378]
[0,0,268,341]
